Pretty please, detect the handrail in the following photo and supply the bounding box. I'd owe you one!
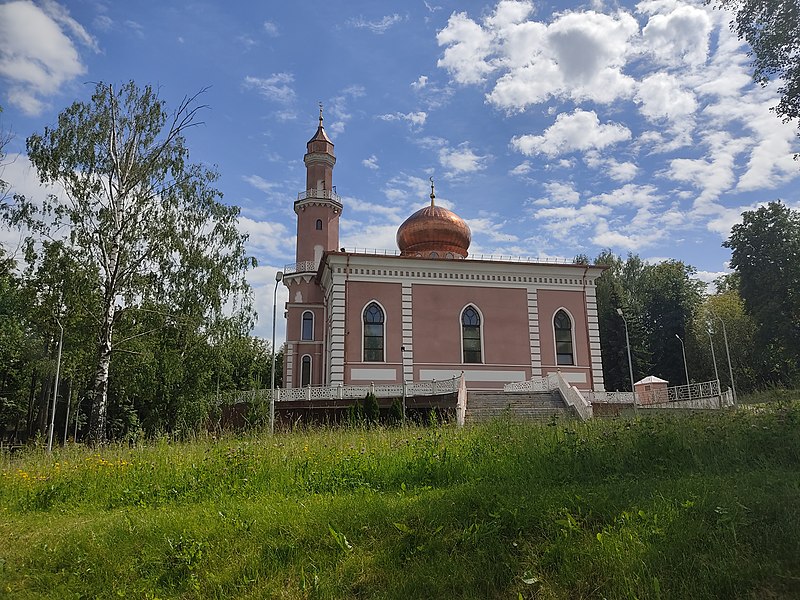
[555,372,592,421]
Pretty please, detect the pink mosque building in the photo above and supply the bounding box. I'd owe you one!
[281,115,606,393]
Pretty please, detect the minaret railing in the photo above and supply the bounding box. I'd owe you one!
[297,187,340,203]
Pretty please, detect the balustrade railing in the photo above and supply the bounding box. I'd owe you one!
[338,247,575,265]
[583,391,635,404]
[283,260,317,274]
[214,375,461,406]
[296,187,341,203]
[554,372,592,421]
[503,374,559,392]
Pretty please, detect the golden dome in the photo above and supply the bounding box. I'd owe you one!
[396,181,471,258]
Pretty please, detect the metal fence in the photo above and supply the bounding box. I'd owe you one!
[584,380,724,406]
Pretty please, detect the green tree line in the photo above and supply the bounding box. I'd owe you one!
[0,83,279,445]
[590,201,799,394]
[2,82,798,445]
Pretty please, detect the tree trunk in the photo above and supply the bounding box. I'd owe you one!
[88,299,115,444]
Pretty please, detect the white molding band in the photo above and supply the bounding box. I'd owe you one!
[420,369,526,382]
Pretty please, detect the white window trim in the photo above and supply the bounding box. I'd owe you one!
[301,310,314,341]
[361,299,387,363]
[552,306,577,367]
[459,303,485,365]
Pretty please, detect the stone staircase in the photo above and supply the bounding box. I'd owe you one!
[464,390,575,423]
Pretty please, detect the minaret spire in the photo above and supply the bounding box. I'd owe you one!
[318,101,323,126]
[429,177,436,207]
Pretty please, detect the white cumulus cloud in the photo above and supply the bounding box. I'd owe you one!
[243,73,296,104]
[512,110,631,157]
[0,0,97,115]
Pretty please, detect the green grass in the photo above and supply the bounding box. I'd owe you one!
[2,402,800,599]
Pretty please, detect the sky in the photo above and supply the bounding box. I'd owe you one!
[1,0,798,345]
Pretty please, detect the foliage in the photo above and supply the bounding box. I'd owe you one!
[363,391,380,424]
[724,201,800,387]
[594,251,705,389]
[693,288,758,393]
[714,0,800,149]
[2,404,800,598]
[5,82,256,442]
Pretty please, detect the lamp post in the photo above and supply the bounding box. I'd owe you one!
[707,324,720,397]
[616,308,636,408]
[710,311,737,405]
[675,334,690,399]
[47,318,64,453]
[270,271,283,435]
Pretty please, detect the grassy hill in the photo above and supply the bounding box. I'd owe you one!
[2,400,799,599]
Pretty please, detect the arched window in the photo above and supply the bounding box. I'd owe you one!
[363,302,385,362]
[461,305,482,363]
[301,311,314,341]
[554,310,574,365]
[315,219,323,231]
[301,355,312,386]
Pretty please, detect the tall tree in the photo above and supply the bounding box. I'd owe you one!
[692,286,758,393]
[594,251,705,389]
[639,261,706,385]
[724,201,800,386]
[593,251,630,391]
[10,82,255,442]
[714,0,800,149]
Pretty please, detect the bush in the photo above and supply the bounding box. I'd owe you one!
[363,392,379,425]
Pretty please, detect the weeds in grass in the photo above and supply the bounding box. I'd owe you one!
[1,401,799,598]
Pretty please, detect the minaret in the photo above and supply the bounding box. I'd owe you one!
[283,107,342,389]
[294,104,342,267]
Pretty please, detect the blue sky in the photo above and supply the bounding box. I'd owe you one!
[1,0,798,343]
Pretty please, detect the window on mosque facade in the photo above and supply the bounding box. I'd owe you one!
[462,305,482,363]
[301,311,314,341]
[301,355,312,386]
[315,219,323,230]
[554,310,574,365]
[363,302,385,362]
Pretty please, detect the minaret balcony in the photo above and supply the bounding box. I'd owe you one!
[297,187,341,203]
[284,260,318,275]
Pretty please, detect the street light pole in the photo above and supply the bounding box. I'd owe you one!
[675,333,690,398]
[270,271,284,435]
[616,308,636,408]
[711,312,737,405]
[706,323,721,393]
[47,318,64,453]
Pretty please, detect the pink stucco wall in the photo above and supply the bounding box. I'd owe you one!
[536,289,593,388]
[284,278,326,387]
[411,284,530,367]
[344,280,403,384]
[295,204,339,264]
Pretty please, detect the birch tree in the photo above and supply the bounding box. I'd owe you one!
[14,82,255,443]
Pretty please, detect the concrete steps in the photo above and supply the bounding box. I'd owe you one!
[465,390,574,423]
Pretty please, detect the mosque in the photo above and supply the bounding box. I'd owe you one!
[281,113,606,393]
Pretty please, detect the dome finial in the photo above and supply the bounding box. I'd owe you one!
[429,176,435,207]
[318,102,324,125]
